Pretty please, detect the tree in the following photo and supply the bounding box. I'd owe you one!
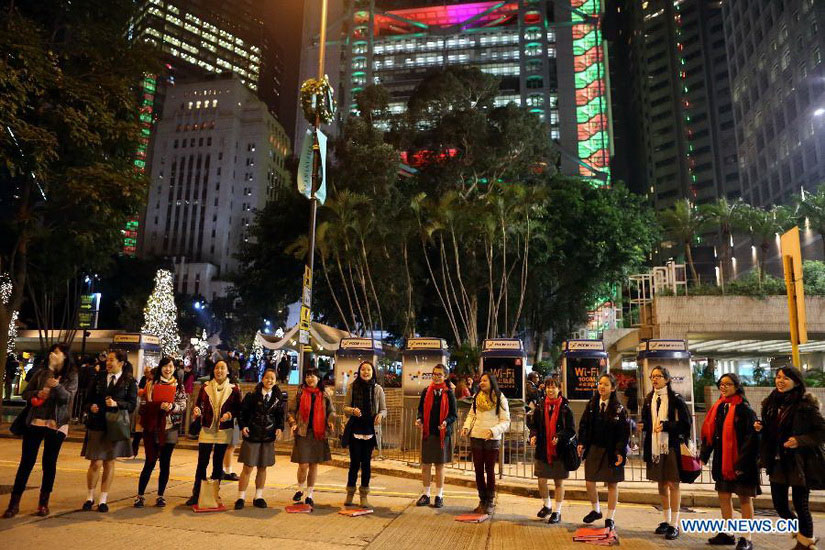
[142,270,180,356]
[703,197,744,288]
[798,184,825,258]
[735,203,796,283]
[659,199,709,283]
[0,1,160,418]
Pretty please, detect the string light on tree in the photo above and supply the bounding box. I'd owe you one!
[7,310,18,354]
[142,269,181,356]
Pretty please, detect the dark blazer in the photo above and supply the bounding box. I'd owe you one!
[528,395,576,463]
[760,392,825,489]
[641,388,692,463]
[195,381,242,431]
[85,371,138,431]
[699,397,760,486]
[578,395,630,463]
[238,385,285,443]
[417,387,458,438]
[23,368,79,430]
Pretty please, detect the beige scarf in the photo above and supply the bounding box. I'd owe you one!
[204,378,232,432]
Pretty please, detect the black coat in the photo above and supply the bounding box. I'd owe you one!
[760,392,825,489]
[640,388,692,463]
[578,396,630,463]
[528,395,576,463]
[85,371,138,431]
[699,397,760,486]
[238,386,286,443]
[417,387,457,438]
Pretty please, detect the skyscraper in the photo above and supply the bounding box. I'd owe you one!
[140,77,290,299]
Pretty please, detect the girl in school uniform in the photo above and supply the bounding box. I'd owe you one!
[415,364,457,509]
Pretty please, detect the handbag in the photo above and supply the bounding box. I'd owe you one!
[188,416,202,438]
[105,409,131,442]
[562,432,582,471]
[9,403,30,437]
[678,440,702,483]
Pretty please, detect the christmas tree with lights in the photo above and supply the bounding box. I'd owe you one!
[142,269,180,356]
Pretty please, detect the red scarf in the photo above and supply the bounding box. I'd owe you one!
[544,395,563,463]
[423,383,450,449]
[701,394,742,480]
[299,386,326,440]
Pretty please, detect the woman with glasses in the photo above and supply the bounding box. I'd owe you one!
[700,373,760,550]
[415,364,457,508]
[640,366,692,540]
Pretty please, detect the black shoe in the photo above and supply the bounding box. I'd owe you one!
[223,473,240,482]
[415,495,431,507]
[735,538,753,550]
[234,499,244,510]
[82,500,93,512]
[537,506,551,518]
[97,503,109,513]
[133,496,145,508]
[304,497,314,508]
[583,510,603,524]
[708,533,737,546]
[655,521,670,535]
[665,526,679,540]
[253,498,267,509]
[605,518,615,530]
[432,496,444,508]
[185,495,197,506]
[155,497,166,508]
[292,491,303,502]
[548,512,561,524]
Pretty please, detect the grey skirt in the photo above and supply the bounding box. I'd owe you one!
[144,427,179,446]
[82,428,133,460]
[291,434,331,464]
[646,449,681,483]
[535,458,570,480]
[239,440,276,468]
[584,445,625,483]
[421,434,452,464]
[230,423,241,446]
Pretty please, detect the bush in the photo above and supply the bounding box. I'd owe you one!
[450,342,480,376]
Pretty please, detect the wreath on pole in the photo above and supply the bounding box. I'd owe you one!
[300,75,336,125]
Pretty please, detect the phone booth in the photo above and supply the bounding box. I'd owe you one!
[561,339,608,418]
[636,339,696,439]
[402,338,450,400]
[334,337,383,395]
[111,333,162,377]
[480,339,526,404]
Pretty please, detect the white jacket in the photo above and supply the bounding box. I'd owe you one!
[463,393,511,440]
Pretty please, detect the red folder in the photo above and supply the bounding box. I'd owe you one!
[455,513,489,523]
[286,503,313,513]
[152,384,176,403]
[338,508,373,517]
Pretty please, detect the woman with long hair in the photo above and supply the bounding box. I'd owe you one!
[342,360,387,509]
[528,373,575,524]
[461,372,510,514]
[2,343,78,518]
[700,373,760,550]
[134,357,188,508]
[288,367,335,508]
[578,373,630,531]
[640,366,692,540]
[756,367,825,550]
[81,349,138,512]
[184,360,242,506]
[415,364,457,508]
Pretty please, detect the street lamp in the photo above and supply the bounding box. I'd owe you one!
[815,108,825,117]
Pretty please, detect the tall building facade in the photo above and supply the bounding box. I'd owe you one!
[610,0,739,209]
[723,0,825,207]
[140,78,291,299]
[297,0,613,184]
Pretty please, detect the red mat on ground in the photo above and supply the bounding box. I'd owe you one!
[338,508,374,517]
[573,527,618,546]
[192,504,227,513]
[286,503,313,513]
[455,513,490,523]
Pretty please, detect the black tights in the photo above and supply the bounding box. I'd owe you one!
[137,436,175,496]
[193,443,227,496]
[12,426,66,496]
[347,438,374,487]
[771,482,813,538]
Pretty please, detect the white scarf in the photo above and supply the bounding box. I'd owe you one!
[651,387,669,462]
[205,378,232,432]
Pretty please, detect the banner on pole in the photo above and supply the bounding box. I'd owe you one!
[315,129,327,205]
[297,129,313,199]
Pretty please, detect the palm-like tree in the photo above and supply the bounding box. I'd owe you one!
[798,184,825,258]
[702,197,744,286]
[658,198,709,284]
[735,204,796,282]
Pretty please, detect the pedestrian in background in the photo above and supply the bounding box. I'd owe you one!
[461,372,510,515]
[578,373,629,531]
[81,349,137,512]
[288,367,334,508]
[4,352,19,400]
[640,366,691,540]
[700,373,760,550]
[131,363,153,459]
[342,361,387,509]
[415,364,457,509]
[756,366,825,550]
[528,373,575,524]
[2,344,77,518]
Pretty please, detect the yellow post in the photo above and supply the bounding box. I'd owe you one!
[780,227,807,368]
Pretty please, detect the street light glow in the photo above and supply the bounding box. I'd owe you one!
[815,108,825,116]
